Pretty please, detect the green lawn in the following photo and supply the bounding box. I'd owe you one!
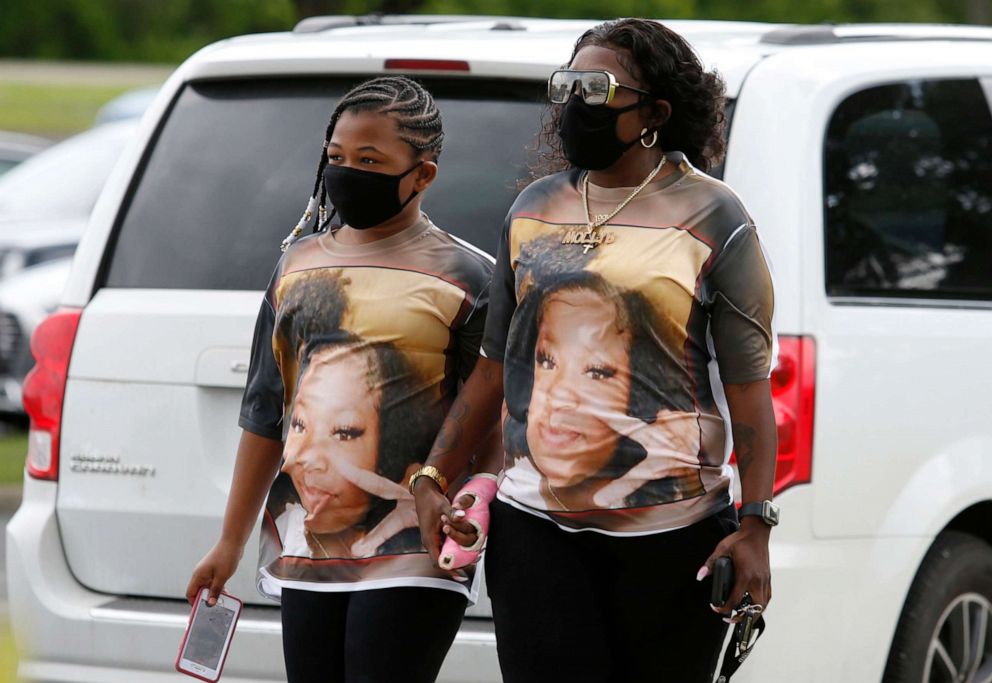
[0,622,19,683]
[0,82,134,138]
[0,60,174,139]
[2,429,25,683]
[0,430,27,485]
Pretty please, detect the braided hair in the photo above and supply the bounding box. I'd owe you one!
[281,76,444,251]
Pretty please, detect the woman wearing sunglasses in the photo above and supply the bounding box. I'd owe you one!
[414,18,778,682]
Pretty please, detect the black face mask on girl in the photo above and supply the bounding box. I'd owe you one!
[322,161,423,230]
[557,96,652,171]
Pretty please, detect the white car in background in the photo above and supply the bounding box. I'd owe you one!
[0,258,73,414]
[0,121,139,415]
[0,132,49,177]
[6,16,992,683]
[0,119,138,234]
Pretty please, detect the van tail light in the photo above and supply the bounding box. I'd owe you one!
[769,336,816,494]
[384,59,470,72]
[21,308,82,481]
[730,335,816,496]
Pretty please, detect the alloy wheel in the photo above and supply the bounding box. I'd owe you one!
[923,593,992,683]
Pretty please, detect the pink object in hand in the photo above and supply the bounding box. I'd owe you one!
[439,474,498,570]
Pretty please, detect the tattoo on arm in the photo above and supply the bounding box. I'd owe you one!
[431,400,470,460]
[732,423,757,479]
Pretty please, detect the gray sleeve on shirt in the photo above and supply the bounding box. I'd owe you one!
[706,225,776,385]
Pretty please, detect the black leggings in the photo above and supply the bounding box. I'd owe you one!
[280,586,467,683]
[485,501,738,683]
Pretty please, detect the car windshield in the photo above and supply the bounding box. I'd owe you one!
[0,121,136,219]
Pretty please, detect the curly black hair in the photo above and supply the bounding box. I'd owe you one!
[273,268,441,536]
[533,18,728,178]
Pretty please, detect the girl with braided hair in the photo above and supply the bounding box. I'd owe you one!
[414,19,778,682]
[186,76,495,683]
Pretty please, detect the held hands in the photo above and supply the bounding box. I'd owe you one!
[697,517,772,623]
[413,478,483,567]
[414,477,455,566]
[438,475,498,570]
[185,539,243,607]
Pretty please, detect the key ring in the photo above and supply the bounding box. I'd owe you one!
[740,603,764,616]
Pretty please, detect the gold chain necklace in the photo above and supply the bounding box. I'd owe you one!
[546,483,570,511]
[581,154,667,229]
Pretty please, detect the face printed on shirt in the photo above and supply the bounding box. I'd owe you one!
[282,344,381,535]
[250,212,491,592]
[526,286,632,487]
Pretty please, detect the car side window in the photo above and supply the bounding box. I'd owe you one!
[823,78,992,301]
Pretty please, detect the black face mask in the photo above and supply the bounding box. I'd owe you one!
[557,96,651,171]
[322,161,422,230]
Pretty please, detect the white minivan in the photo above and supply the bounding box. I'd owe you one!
[7,16,992,683]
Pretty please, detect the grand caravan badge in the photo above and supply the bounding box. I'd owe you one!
[70,453,156,477]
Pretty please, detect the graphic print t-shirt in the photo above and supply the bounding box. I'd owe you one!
[483,152,776,535]
[240,215,492,598]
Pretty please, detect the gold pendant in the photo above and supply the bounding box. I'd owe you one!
[561,226,616,253]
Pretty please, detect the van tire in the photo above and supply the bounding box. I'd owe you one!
[882,531,992,682]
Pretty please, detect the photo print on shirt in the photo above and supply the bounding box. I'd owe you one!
[485,160,775,535]
[504,232,706,515]
[267,267,442,565]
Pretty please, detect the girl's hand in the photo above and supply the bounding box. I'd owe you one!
[185,539,243,606]
[414,477,453,566]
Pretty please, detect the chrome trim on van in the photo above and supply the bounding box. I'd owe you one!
[828,296,992,310]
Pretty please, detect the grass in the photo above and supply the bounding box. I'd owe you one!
[0,82,134,138]
[1,428,25,682]
[0,60,174,139]
[0,429,27,485]
[0,621,19,683]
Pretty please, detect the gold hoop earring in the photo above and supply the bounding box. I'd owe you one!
[640,128,659,149]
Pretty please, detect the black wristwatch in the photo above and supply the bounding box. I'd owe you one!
[739,500,780,527]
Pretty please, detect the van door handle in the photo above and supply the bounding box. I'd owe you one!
[195,348,251,388]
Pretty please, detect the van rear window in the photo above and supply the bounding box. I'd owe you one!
[103,77,546,290]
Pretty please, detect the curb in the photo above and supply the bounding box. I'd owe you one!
[0,485,21,513]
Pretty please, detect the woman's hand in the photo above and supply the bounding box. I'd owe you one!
[698,518,772,622]
[185,539,243,606]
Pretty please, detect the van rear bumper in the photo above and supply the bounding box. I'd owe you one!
[5,477,499,683]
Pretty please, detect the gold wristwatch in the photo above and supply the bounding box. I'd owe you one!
[408,465,448,495]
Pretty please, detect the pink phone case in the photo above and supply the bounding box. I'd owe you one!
[175,589,243,682]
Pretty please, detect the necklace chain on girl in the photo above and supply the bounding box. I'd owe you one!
[562,154,667,254]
